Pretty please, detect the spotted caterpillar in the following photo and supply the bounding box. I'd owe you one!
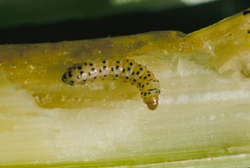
[62,59,160,110]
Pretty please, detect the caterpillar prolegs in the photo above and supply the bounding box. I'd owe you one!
[62,59,160,110]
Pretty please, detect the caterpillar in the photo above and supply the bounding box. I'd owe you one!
[62,59,160,110]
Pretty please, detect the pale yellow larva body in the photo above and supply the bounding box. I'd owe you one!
[62,59,160,110]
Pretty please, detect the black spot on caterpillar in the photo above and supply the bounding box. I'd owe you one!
[62,59,160,110]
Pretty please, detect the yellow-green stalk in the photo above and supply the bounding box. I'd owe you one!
[0,8,250,167]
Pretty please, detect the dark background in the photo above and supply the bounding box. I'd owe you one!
[0,0,249,44]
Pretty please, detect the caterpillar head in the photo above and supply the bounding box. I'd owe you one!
[145,95,158,110]
[62,72,68,83]
[62,68,75,86]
